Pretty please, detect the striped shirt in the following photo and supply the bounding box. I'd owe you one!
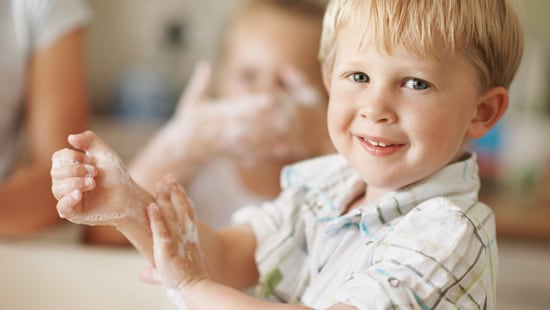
[233,153,498,309]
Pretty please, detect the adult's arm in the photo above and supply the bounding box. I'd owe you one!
[0,28,89,237]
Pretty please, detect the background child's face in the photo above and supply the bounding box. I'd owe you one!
[218,9,325,98]
[325,26,485,191]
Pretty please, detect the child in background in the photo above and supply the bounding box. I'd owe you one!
[84,0,333,244]
[51,0,523,308]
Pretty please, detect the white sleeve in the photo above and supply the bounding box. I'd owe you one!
[231,186,304,243]
[25,0,92,51]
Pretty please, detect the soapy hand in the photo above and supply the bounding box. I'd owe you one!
[146,176,208,292]
[164,62,327,165]
[168,61,291,162]
[51,131,151,226]
[271,65,329,161]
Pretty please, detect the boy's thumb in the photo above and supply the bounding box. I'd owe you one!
[177,61,212,110]
[67,130,113,158]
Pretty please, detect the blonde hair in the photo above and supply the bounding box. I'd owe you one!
[319,0,524,90]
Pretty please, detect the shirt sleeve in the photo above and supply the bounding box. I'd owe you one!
[232,157,324,242]
[331,198,497,309]
[232,183,311,301]
[232,185,307,246]
[27,0,92,51]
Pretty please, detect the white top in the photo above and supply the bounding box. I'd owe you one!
[185,158,265,228]
[234,153,498,309]
[0,0,91,179]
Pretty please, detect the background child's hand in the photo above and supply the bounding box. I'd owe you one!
[146,176,208,291]
[268,65,330,161]
[162,62,292,164]
[152,61,330,174]
[51,131,150,226]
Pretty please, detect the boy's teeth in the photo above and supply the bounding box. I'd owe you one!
[362,137,390,147]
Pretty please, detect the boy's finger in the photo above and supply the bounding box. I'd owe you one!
[67,130,98,151]
[51,177,95,200]
[139,267,162,285]
[51,163,97,180]
[56,190,82,219]
[280,65,307,91]
[177,61,212,110]
[155,177,179,237]
[67,130,118,160]
[171,183,197,224]
[279,65,320,106]
[148,203,172,259]
[51,148,89,165]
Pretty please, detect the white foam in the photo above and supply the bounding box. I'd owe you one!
[166,288,188,310]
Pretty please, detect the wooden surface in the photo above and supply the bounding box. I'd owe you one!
[482,189,550,240]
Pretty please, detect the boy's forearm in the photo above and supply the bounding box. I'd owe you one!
[197,223,260,289]
[172,279,313,310]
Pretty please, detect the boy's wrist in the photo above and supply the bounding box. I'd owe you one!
[169,277,212,309]
[116,183,155,262]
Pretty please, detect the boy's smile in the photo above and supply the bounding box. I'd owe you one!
[325,26,487,202]
[357,134,406,157]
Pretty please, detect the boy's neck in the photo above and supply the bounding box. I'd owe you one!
[343,183,398,214]
[235,160,286,199]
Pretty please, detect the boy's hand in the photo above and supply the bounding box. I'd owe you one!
[146,176,208,290]
[51,131,149,227]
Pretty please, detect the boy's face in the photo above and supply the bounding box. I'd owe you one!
[218,10,324,97]
[325,26,484,192]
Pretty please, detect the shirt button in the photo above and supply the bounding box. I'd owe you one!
[388,277,400,287]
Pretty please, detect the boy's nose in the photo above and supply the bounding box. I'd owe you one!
[248,72,284,94]
[359,93,397,124]
[255,79,281,94]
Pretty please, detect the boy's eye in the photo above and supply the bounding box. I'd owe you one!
[404,78,430,90]
[350,72,370,83]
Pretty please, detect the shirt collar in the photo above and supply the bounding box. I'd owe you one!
[316,153,480,234]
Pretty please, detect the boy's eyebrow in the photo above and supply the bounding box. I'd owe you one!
[336,56,441,72]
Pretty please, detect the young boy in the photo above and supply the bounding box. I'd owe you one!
[51,0,523,308]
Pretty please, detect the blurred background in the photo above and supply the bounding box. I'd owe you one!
[3,0,547,309]
[86,0,239,117]
[84,0,550,309]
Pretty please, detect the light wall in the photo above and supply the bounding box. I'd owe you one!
[85,0,242,112]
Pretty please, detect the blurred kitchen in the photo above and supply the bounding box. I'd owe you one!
[85,0,550,309]
[1,0,548,309]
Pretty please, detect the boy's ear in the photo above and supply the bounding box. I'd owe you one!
[467,86,509,139]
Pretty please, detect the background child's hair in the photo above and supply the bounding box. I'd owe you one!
[319,0,524,90]
[237,0,328,20]
[213,0,329,93]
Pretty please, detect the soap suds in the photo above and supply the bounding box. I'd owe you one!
[166,288,188,310]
